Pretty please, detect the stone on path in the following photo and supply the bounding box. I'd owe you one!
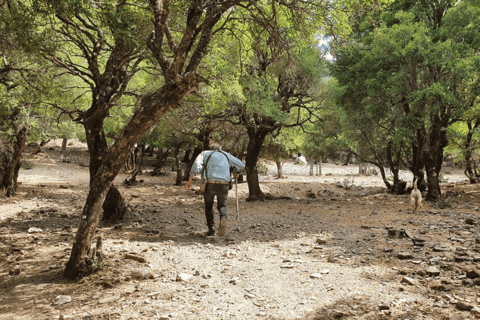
[54,295,71,306]
[401,276,416,285]
[426,266,440,276]
[28,227,43,233]
[176,273,193,282]
[398,252,413,259]
[456,301,474,311]
[124,253,148,263]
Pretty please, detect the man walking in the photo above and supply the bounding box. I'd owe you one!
[184,144,245,237]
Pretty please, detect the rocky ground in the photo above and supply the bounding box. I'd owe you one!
[1,140,480,320]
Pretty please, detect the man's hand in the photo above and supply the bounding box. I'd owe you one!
[233,172,239,179]
[184,175,194,191]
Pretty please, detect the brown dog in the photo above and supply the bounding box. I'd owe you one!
[410,178,422,212]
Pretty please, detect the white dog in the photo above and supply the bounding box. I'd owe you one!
[410,178,422,212]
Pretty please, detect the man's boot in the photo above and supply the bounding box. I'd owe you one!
[205,227,215,237]
[218,216,227,237]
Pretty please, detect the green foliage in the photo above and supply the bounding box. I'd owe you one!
[21,160,34,170]
[263,127,305,162]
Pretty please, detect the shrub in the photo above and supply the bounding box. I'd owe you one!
[21,160,34,170]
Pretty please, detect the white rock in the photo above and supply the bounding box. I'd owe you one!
[28,227,43,233]
[176,273,193,282]
[131,268,151,279]
[54,295,71,306]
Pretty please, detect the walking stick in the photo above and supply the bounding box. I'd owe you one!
[235,174,239,220]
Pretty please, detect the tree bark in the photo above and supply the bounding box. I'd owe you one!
[64,81,200,279]
[463,120,479,183]
[410,128,427,192]
[423,116,448,201]
[182,148,191,163]
[1,126,27,197]
[276,160,283,178]
[83,119,126,224]
[183,147,202,180]
[245,129,268,202]
[61,137,67,156]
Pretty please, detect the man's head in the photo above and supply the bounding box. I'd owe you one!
[210,143,222,151]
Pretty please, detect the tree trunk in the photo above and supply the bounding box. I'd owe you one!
[175,157,182,186]
[316,157,322,176]
[359,163,369,175]
[410,131,427,192]
[62,137,68,156]
[309,161,313,176]
[245,130,268,202]
[1,127,27,197]
[276,160,283,178]
[343,152,352,166]
[182,148,191,163]
[83,120,126,224]
[65,83,198,279]
[377,165,392,190]
[464,121,479,183]
[423,114,449,201]
[152,148,171,175]
[183,147,202,180]
[385,141,406,195]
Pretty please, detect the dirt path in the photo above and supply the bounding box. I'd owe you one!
[1,143,480,320]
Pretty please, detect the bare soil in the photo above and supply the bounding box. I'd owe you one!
[1,140,480,320]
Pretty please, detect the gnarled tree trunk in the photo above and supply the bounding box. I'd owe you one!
[423,116,448,201]
[245,129,268,202]
[0,127,27,197]
[276,160,283,178]
[83,118,126,224]
[64,78,203,279]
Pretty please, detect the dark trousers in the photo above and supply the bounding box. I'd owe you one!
[204,183,229,229]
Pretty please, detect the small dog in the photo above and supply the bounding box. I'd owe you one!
[410,178,422,212]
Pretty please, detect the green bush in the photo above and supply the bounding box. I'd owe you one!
[21,160,34,170]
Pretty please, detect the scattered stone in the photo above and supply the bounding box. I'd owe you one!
[316,237,327,245]
[387,229,407,239]
[379,304,390,311]
[426,266,441,276]
[398,252,413,259]
[176,273,193,282]
[450,312,471,320]
[465,218,477,225]
[54,295,72,306]
[8,267,21,276]
[401,276,416,285]
[466,269,480,279]
[27,227,43,233]
[433,246,449,252]
[417,270,426,277]
[98,296,119,304]
[456,301,474,311]
[229,277,240,284]
[124,253,147,263]
[310,273,323,279]
[430,280,446,291]
[131,269,152,279]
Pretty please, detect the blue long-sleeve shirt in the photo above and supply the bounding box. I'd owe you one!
[190,150,245,182]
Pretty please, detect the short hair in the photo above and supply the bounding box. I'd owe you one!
[210,143,222,150]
